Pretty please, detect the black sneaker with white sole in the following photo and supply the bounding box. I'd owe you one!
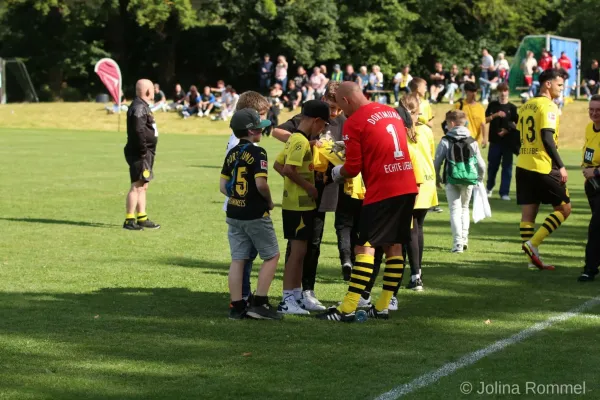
[407,278,423,291]
[137,219,161,229]
[367,305,389,320]
[123,218,143,231]
[578,273,596,282]
[247,303,283,320]
[316,306,356,322]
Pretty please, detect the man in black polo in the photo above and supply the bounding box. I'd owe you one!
[123,79,161,230]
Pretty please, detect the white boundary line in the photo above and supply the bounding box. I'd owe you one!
[374,296,600,400]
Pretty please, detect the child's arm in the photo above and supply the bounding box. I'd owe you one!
[273,161,284,177]
[255,177,274,210]
[219,177,228,197]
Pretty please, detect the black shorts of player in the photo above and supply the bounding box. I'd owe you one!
[125,151,155,183]
[282,209,316,241]
[516,167,570,207]
[357,194,417,248]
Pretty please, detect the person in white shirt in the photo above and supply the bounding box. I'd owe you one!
[223,91,271,302]
[275,55,288,90]
[480,48,494,82]
[368,65,384,90]
[217,86,240,121]
[495,52,510,82]
[393,65,412,105]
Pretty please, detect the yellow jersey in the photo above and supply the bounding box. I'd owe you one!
[409,124,439,209]
[455,101,486,142]
[277,132,316,211]
[418,99,433,126]
[582,122,600,168]
[312,139,366,199]
[516,96,560,174]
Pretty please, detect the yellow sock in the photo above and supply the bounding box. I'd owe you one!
[375,255,404,311]
[338,254,374,314]
[137,212,148,222]
[530,211,565,248]
[125,213,135,220]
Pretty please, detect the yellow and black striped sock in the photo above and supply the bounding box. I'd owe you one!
[531,211,565,248]
[375,256,404,311]
[520,222,535,263]
[137,212,148,222]
[125,213,135,220]
[338,254,374,314]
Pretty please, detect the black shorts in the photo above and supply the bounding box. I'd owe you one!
[282,209,315,241]
[125,151,155,183]
[357,194,416,247]
[516,167,570,207]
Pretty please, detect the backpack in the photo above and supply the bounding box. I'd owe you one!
[225,143,251,197]
[443,136,479,185]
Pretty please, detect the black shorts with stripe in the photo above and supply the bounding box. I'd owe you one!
[125,150,155,183]
[357,194,416,248]
[516,167,570,207]
[282,209,316,240]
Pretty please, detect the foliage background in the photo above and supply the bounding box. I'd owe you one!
[0,0,591,101]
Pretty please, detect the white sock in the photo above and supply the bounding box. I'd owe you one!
[411,274,419,282]
[283,290,294,301]
[293,287,302,301]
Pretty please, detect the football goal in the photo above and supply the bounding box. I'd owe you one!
[0,57,39,103]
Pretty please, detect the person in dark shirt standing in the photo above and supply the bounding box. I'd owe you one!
[259,54,274,93]
[485,82,518,200]
[220,108,280,319]
[123,79,161,230]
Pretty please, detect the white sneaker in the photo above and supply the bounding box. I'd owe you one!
[487,189,493,198]
[278,295,310,315]
[357,296,372,308]
[449,99,454,105]
[482,99,489,105]
[301,290,326,311]
[451,243,464,253]
[501,195,511,201]
[388,296,398,311]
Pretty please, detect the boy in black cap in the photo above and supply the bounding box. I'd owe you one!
[274,100,331,314]
[220,108,281,320]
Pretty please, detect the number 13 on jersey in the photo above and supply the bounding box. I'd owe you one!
[386,124,404,160]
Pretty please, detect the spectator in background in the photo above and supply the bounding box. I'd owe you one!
[343,64,361,86]
[480,48,494,82]
[106,90,127,114]
[151,83,167,112]
[583,60,600,100]
[211,80,226,95]
[294,66,310,101]
[199,86,216,117]
[521,51,537,86]
[331,64,343,82]
[485,82,518,200]
[283,80,302,111]
[266,85,283,130]
[443,64,460,105]
[181,85,200,119]
[526,66,542,99]
[495,52,510,82]
[460,66,476,99]
[310,66,328,99]
[538,49,553,71]
[169,83,186,111]
[456,81,487,148]
[217,86,239,121]
[558,52,573,97]
[479,65,499,105]
[429,62,446,103]
[358,66,369,91]
[368,65,384,90]
[275,55,288,90]
[393,65,412,105]
[320,65,328,78]
[259,54,274,92]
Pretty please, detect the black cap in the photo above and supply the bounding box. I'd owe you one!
[230,108,272,131]
[301,100,330,123]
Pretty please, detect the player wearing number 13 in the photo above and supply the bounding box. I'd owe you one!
[516,69,571,271]
[317,82,418,322]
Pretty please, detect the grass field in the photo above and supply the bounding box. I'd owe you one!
[1,102,599,400]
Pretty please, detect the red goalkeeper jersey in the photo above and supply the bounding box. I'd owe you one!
[343,102,418,205]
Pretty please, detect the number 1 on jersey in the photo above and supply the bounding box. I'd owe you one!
[386,124,404,160]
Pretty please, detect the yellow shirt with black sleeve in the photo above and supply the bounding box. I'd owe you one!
[410,124,439,209]
[516,96,560,174]
[418,99,433,126]
[220,139,270,220]
[312,139,366,200]
[456,101,486,142]
[582,122,600,168]
[280,132,316,211]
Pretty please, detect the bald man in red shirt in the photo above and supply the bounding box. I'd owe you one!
[317,82,418,322]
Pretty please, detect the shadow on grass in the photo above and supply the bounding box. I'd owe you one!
[0,217,118,228]
[189,164,220,169]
